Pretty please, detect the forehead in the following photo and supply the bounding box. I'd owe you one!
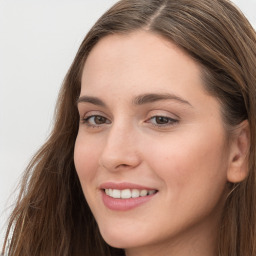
[79,30,223,128]
[81,30,204,101]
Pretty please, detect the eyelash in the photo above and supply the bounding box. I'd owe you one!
[81,114,178,128]
[146,116,178,127]
[81,115,111,127]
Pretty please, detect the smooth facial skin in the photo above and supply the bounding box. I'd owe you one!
[74,31,249,256]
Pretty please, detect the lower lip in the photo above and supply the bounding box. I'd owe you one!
[101,190,157,211]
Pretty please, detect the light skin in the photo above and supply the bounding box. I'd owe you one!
[74,30,249,256]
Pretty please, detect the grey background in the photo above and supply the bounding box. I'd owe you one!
[0,0,255,246]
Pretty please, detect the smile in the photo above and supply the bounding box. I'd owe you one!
[104,188,157,199]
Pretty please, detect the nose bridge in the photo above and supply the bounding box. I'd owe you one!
[99,119,140,171]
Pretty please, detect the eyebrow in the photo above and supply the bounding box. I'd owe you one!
[77,93,192,107]
[133,93,192,106]
[77,96,106,106]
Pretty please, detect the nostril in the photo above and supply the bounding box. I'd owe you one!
[116,163,129,168]
[98,149,141,172]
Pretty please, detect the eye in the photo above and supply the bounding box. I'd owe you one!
[82,115,111,127]
[147,116,178,126]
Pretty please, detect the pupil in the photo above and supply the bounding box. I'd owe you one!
[95,116,106,124]
[156,116,168,124]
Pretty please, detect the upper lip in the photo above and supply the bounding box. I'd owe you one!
[99,182,157,191]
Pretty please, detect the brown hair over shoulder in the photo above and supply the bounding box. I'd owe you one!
[2,0,256,255]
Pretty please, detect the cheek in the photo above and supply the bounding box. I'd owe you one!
[74,135,100,184]
[146,139,228,230]
[145,130,228,199]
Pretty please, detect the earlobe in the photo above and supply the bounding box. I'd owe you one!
[227,120,250,183]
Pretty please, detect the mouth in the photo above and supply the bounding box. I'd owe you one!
[104,188,157,199]
[100,182,158,211]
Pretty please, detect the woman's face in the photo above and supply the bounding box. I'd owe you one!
[74,31,232,254]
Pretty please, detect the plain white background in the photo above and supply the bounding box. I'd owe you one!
[0,0,255,247]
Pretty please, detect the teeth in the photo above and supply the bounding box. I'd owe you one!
[148,190,155,195]
[132,189,140,198]
[112,189,121,198]
[104,188,156,199]
[121,189,131,199]
[140,189,147,197]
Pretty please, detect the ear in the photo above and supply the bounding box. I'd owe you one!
[227,120,250,183]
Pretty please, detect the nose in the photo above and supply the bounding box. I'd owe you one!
[98,123,141,172]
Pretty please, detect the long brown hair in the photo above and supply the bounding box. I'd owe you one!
[2,0,256,255]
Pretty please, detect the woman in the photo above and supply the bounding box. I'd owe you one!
[2,0,256,255]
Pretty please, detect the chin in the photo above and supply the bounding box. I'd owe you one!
[99,225,147,249]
